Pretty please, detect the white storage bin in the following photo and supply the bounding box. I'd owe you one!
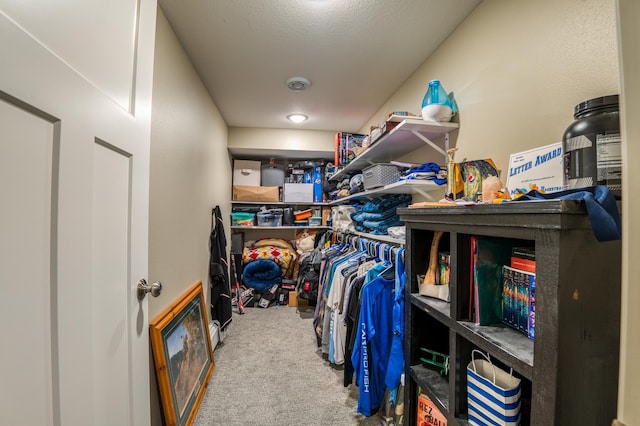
[362,163,401,190]
[283,183,313,203]
[233,160,261,186]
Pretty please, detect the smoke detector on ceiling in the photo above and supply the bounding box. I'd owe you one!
[287,77,311,91]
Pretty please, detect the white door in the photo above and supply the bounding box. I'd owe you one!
[0,1,157,425]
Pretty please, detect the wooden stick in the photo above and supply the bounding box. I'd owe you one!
[424,231,444,285]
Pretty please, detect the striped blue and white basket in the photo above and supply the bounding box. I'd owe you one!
[467,350,521,426]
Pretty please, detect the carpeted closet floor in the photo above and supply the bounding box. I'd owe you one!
[193,305,385,426]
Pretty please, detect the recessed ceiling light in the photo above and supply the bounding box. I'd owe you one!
[287,114,308,123]
[286,77,311,91]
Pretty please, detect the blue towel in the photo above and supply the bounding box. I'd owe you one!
[512,186,621,242]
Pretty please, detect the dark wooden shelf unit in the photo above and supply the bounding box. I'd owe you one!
[399,200,621,426]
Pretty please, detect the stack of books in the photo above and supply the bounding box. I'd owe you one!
[502,247,536,339]
[468,238,536,340]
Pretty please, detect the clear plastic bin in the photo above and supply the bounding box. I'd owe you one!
[231,212,255,226]
[257,212,282,227]
[308,216,322,226]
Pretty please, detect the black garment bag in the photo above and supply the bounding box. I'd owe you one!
[209,206,232,329]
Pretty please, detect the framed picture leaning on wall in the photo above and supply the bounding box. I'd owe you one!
[150,281,215,426]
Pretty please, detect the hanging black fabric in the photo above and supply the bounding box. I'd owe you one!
[209,206,232,330]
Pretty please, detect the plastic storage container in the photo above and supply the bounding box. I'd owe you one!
[308,216,322,226]
[231,212,255,227]
[362,163,401,190]
[294,209,312,221]
[563,94,622,198]
[261,162,285,187]
[257,209,283,227]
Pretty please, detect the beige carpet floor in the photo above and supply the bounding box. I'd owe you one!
[192,305,388,426]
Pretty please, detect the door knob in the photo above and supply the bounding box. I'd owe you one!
[137,279,162,300]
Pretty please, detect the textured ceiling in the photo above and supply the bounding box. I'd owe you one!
[159,0,480,133]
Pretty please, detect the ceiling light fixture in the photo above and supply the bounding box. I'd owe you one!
[286,77,311,91]
[287,114,308,123]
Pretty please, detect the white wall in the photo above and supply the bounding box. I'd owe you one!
[361,0,620,176]
[150,9,231,311]
[149,0,637,422]
[149,9,231,320]
[149,10,231,424]
[616,1,639,423]
[360,0,634,422]
[228,127,335,160]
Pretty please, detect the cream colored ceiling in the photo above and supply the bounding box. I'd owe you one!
[158,0,480,133]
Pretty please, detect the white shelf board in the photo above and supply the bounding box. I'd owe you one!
[230,226,331,230]
[331,118,458,182]
[231,201,329,206]
[329,179,443,205]
[228,147,333,161]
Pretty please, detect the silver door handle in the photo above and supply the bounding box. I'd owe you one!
[137,279,162,300]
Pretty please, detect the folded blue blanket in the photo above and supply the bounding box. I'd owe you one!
[513,186,620,242]
[361,194,412,213]
[404,162,441,175]
[400,162,447,185]
[242,259,282,292]
[352,205,404,223]
[363,217,404,233]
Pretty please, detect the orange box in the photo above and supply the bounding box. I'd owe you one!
[294,209,312,220]
[417,393,447,426]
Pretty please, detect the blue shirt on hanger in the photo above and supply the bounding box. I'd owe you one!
[385,248,406,392]
[351,274,394,416]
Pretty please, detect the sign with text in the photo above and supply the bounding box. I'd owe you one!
[506,142,563,198]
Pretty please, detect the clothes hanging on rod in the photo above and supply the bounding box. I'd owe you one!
[311,230,406,417]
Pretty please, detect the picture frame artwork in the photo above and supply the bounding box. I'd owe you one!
[150,281,215,426]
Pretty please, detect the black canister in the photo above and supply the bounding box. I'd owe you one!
[283,208,294,225]
[562,94,622,198]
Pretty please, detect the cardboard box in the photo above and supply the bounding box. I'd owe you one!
[312,166,324,203]
[233,160,261,186]
[288,291,298,307]
[321,207,331,226]
[417,393,448,426]
[283,183,313,203]
[232,185,280,202]
[453,158,499,201]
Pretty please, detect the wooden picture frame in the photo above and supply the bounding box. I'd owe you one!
[150,281,215,426]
